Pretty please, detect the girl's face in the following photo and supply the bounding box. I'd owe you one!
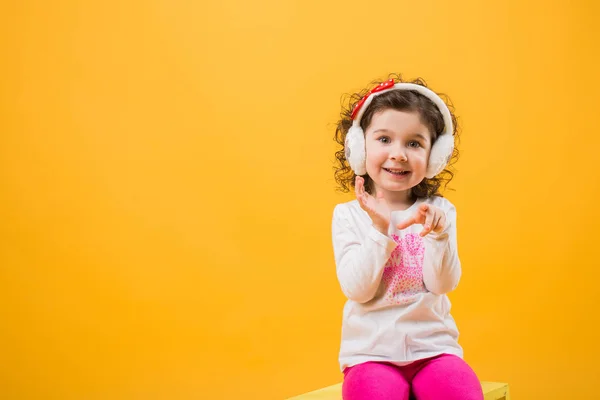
[364,109,431,202]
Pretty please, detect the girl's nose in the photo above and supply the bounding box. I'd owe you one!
[390,145,408,162]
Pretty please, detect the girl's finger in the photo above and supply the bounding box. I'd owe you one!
[357,193,368,212]
[362,192,371,209]
[421,208,434,236]
[355,177,367,202]
[436,212,446,233]
[355,176,363,193]
[397,215,418,230]
[355,178,368,211]
[431,212,442,233]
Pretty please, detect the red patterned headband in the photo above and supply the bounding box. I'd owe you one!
[350,79,395,120]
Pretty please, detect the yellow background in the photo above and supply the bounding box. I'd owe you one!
[1,1,599,399]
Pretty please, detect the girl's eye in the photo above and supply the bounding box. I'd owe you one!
[408,141,421,148]
[378,137,390,144]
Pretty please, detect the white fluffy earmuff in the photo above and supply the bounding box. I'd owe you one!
[345,81,454,179]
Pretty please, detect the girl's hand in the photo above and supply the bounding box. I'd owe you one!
[355,176,391,235]
[396,203,446,237]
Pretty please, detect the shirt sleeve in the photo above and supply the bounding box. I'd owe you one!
[421,201,462,295]
[331,204,398,303]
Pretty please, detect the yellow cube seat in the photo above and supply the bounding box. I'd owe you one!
[286,381,510,400]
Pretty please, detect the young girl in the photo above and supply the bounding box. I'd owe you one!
[331,74,483,400]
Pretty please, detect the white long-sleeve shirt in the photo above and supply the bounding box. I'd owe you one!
[331,196,464,372]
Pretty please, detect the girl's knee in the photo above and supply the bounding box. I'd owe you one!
[342,362,409,400]
[412,355,484,400]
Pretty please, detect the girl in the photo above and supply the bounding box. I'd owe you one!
[331,74,483,400]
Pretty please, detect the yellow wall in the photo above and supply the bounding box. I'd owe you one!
[2,1,599,399]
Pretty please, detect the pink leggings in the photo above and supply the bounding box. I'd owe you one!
[342,354,484,400]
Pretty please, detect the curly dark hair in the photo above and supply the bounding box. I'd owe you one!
[333,73,461,199]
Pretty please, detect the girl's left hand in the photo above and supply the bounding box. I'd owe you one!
[396,204,446,237]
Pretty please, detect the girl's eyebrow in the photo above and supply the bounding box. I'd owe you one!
[411,133,429,141]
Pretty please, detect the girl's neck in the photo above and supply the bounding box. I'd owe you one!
[372,186,415,211]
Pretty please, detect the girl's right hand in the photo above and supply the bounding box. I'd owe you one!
[355,176,391,235]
